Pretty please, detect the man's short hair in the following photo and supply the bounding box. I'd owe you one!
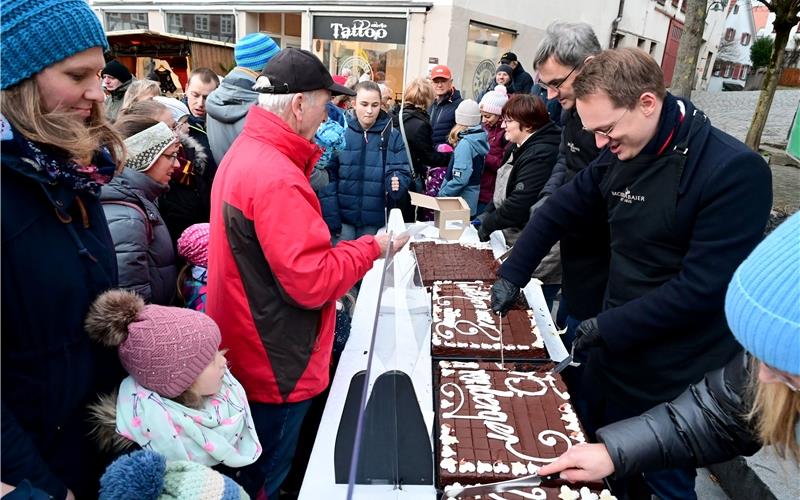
[188,67,220,88]
[573,48,666,109]
[533,21,602,69]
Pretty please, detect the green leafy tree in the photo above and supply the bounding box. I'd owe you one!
[750,37,775,69]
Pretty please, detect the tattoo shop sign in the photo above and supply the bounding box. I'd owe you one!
[313,16,407,44]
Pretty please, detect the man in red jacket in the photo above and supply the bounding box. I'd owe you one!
[206,48,406,499]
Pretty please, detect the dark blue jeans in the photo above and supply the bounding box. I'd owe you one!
[238,399,313,499]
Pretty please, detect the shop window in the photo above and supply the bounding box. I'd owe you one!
[259,13,302,48]
[741,33,751,45]
[285,14,302,37]
[725,28,736,42]
[461,22,516,100]
[105,11,149,31]
[167,13,235,43]
[723,63,733,78]
[312,15,407,98]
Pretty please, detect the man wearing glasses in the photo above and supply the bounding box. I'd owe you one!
[533,22,607,346]
[492,48,772,499]
[428,65,463,146]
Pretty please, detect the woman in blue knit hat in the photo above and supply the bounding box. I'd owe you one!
[1,1,127,498]
[538,213,800,486]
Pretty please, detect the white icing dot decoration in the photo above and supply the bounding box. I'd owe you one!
[511,462,527,476]
[441,444,456,458]
[476,461,493,474]
[458,460,476,473]
[440,457,457,473]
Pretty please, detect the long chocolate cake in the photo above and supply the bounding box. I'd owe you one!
[435,361,606,497]
[411,241,499,285]
[432,281,547,360]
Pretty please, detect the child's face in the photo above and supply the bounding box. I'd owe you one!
[193,350,227,396]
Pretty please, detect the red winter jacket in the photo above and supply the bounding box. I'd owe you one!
[479,120,508,204]
[206,106,381,404]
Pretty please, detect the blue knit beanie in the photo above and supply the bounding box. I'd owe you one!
[234,33,280,72]
[1,0,109,90]
[725,212,800,375]
[99,450,248,500]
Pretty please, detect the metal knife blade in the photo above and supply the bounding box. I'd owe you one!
[441,473,561,499]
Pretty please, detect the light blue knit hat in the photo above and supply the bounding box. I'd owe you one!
[1,0,108,89]
[234,33,280,72]
[725,212,800,375]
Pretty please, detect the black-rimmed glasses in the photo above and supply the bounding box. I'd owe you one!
[537,64,581,93]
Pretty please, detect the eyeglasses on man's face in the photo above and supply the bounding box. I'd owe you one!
[582,108,629,138]
[537,63,581,93]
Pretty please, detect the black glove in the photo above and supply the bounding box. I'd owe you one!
[491,278,521,314]
[477,224,491,242]
[572,317,603,363]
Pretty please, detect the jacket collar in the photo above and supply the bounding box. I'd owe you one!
[106,167,168,201]
[242,106,323,177]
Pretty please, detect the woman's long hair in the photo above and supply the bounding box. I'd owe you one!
[1,78,125,171]
[748,359,800,462]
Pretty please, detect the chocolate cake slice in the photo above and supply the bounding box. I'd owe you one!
[411,241,499,286]
[435,361,604,495]
[432,281,547,360]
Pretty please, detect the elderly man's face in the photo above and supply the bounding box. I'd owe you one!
[432,77,453,97]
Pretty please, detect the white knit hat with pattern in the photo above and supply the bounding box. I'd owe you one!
[123,122,177,172]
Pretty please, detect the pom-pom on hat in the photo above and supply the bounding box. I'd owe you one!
[235,32,280,72]
[153,96,190,123]
[1,0,109,89]
[123,122,178,172]
[725,212,800,375]
[102,60,133,83]
[100,450,248,500]
[479,85,509,116]
[177,223,210,267]
[455,99,481,127]
[85,289,221,398]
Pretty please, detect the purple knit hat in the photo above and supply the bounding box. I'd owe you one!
[177,223,210,267]
[86,290,221,398]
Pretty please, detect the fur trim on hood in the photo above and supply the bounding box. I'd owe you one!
[89,390,137,454]
[178,133,208,176]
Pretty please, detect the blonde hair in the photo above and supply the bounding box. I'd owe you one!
[1,78,125,170]
[403,78,434,109]
[748,360,800,462]
[120,80,161,114]
[448,124,468,147]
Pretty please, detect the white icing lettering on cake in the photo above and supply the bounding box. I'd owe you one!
[440,399,454,409]
[440,366,576,464]
[489,489,548,499]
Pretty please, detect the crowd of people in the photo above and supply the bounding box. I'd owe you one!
[1,1,797,499]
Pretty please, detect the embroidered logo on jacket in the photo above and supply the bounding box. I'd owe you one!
[611,187,646,204]
[567,141,581,153]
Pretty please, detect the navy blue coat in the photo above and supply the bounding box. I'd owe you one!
[428,88,463,146]
[500,97,772,409]
[329,111,412,228]
[2,144,124,498]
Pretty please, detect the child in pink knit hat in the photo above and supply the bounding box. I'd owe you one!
[86,289,261,469]
[176,223,210,311]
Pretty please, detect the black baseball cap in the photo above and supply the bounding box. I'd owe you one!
[257,48,356,96]
[500,52,518,63]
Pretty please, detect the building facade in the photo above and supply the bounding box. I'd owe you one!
[90,0,727,97]
[709,0,757,90]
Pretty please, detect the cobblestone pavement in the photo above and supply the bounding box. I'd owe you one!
[691,89,800,145]
[691,90,800,210]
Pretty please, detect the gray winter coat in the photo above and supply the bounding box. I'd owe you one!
[100,168,177,305]
[205,68,259,165]
[104,78,134,123]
